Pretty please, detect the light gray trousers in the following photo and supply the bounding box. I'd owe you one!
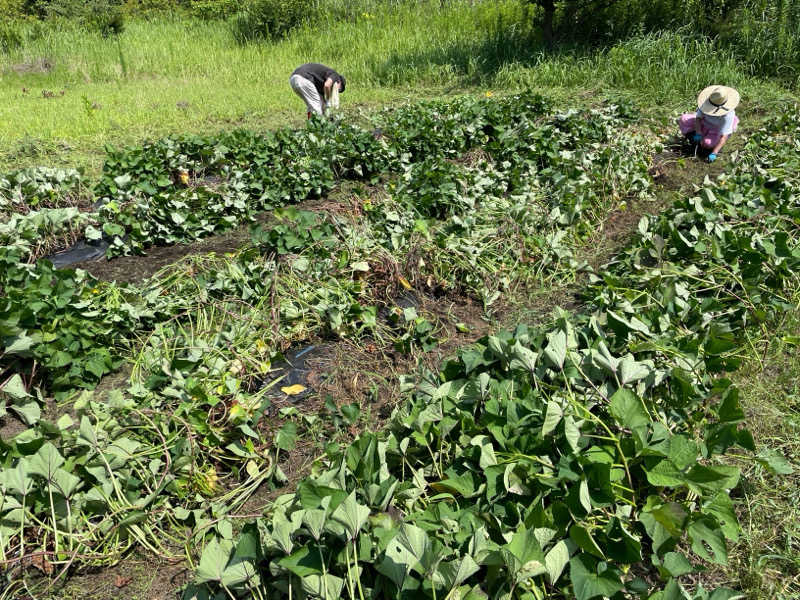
[289,74,324,116]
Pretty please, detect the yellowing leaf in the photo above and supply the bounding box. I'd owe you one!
[398,276,412,290]
[281,384,306,396]
[229,403,248,422]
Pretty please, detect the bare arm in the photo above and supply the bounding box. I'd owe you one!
[324,77,334,100]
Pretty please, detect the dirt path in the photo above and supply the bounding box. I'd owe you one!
[71,222,255,284]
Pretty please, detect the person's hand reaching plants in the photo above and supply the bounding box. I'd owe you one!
[708,153,717,162]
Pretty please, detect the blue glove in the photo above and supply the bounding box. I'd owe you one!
[691,133,702,143]
[708,153,717,162]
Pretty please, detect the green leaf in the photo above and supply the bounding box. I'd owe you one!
[52,468,81,497]
[302,509,327,541]
[605,518,641,564]
[609,388,649,431]
[618,355,650,385]
[386,523,436,576]
[503,528,546,582]
[10,400,40,426]
[0,374,30,400]
[56,413,74,430]
[300,573,345,600]
[756,449,794,475]
[331,491,370,540]
[657,578,691,600]
[436,555,479,589]
[49,350,73,368]
[649,502,688,538]
[661,552,694,577]
[569,554,623,600]
[564,416,580,453]
[544,540,570,584]
[469,435,498,468]
[271,511,295,555]
[28,443,65,481]
[704,493,739,541]
[541,401,563,438]
[195,538,233,584]
[668,435,699,471]
[278,545,323,577]
[544,330,567,369]
[377,554,408,589]
[275,422,297,452]
[510,342,538,374]
[569,524,604,558]
[5,334,39,355]
[688,517,728,564]
[1,462,33,496]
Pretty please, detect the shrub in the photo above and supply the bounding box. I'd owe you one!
[230,0,309,43]
[0,22,24,53]
[0,17,46,53]
[0,0,25,19]
[26,0,125,35]
[189,0,239,20]
[91,2,125,36]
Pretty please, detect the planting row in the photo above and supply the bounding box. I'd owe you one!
[0,95,652,586]
[184,112,800,599]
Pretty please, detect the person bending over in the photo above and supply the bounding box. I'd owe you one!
[678,85,740,163]
[289,62,346,119]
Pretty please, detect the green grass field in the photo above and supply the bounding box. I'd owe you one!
[1,1,797,174]
[2,1,800,598]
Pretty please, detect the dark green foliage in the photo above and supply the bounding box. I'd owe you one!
[0,249,135,396]
[250,207,339,255]
[0,18,46,53]
[0,22,24,53]
[23,0,125,35]
[230,0,308,43]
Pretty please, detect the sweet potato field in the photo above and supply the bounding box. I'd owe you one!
[0,93,798,599]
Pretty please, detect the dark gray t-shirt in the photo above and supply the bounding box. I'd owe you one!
[292,63,345,97]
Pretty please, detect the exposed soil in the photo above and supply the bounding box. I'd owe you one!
[72,223,255,284]
[38,552,189,600]
[0,413,29,441]
[68,186,375,285]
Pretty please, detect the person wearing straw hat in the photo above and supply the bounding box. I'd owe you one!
[678,85,740,162]
[289,63,346,120]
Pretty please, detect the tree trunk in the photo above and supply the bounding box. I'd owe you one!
[541,0,556,46]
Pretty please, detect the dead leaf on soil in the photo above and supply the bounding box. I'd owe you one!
[30,554,54,575]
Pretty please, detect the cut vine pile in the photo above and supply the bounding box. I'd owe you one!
[0,93,796,599]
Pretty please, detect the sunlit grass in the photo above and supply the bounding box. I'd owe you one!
[0,2,796,174]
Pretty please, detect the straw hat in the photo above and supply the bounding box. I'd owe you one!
[697,85,740,116]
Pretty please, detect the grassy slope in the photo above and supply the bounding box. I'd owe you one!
[2,3,800,598]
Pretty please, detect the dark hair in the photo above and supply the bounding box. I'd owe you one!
[338,75,346,93]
